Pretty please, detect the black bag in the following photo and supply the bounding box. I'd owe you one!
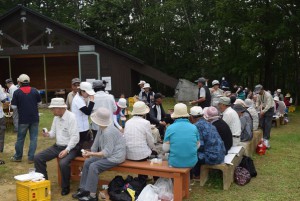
[108,175,147,201]
[234,167,251,186]
[239,156,257,177]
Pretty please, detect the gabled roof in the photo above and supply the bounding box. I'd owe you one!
[0,5,144,64]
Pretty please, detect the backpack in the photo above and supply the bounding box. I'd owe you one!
[234,167,251,186]
[239,156,257,177]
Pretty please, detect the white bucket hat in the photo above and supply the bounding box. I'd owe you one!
[48,98,67,108]
[274,96,279,101]
[277,89,281,93]
[143,83,151,89]
[171,103,189,118]
[131,101,150,115]
[138,80,146,85]
[91,107,112,126]
[189,106,203,116]
[117,98,127,108]
[203,106,219,120]
[212,80,220,86]
[79,82,96,95]
[18,74,30,83]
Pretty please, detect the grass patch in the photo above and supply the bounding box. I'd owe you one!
[1,103,300,200]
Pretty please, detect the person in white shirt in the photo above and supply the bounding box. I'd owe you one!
[5,78,19,132]
[0,85,7,165]
[91,80,117,135]
[124,101,157,161]
[71,82,95,147]
[34,98,79,196]
[137,80,146,100]
[218,96,241,146]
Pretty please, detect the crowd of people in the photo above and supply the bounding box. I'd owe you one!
[0,74,294,201]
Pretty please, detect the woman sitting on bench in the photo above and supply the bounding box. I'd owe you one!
[72,107,126,201]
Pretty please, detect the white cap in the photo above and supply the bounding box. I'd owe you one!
[277,89,281,93]
[117,98,127,108]
[18,74,30,83]
[212,80,220,86]
[143,83,151,89]
[189,106,203,116]
[79,82,96,95]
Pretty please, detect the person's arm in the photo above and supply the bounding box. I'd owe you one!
[48,117,57,138]
[192,88,206,104]
[79,101,95,115]
[162,141,170,152]
[145,122,156,151]
[65,115,80,152]
[149,105,160,124]
[113,114,123,130]
[262,94,274,113]
[90,130,100,152]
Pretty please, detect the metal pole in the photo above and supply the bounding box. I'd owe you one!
[43,54,48,104]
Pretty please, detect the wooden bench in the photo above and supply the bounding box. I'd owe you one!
[57,158,190,201]
[243,129,263,157]
[272,116,280,127]
[199,146,245,190]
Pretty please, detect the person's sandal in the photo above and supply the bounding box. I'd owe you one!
[0,160,5,165]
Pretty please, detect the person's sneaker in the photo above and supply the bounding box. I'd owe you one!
[79,195,98,201]
[263,139,271,149]
[10,156,22,162]
[72,189,90,199]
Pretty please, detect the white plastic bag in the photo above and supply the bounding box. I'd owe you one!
[154,178,174,201]
[137,184,159,201]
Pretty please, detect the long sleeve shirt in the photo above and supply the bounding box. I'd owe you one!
[48,110,79,152]
[91,124,126,164]
[256,91,275,113]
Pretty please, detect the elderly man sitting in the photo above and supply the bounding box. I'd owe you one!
[189,106,226,180]
[34,98,79,196]
[72,107,126,201]
[232,104,253,147]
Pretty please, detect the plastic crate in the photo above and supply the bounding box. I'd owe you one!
[16,180,51,201]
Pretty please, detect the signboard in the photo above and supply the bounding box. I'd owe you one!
[102,76,112,91]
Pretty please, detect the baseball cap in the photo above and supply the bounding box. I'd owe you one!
[72,78,80,85]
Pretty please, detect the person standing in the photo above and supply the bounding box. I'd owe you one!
[66,78,81,111]
[10,74,41,163]
[209,80,224,107]
[191,77,211,108]
[5,78,19,132]
[141,83,155,106]
[0,85,7,165]
[255,84,274,148]
[137,80,146,101]
[34,98,79,196]
[71,82,95,150]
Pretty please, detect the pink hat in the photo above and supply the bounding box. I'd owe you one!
[203,106,219,120]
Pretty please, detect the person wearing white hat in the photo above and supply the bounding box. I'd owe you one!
[0,85,7,165]
[10,74,42,164]
[113,98,127,132]
[274,96,286,117]
[73,107,126,201]
[71,82,95,148]
[163,103,199,168]
[91,80,117,135]
[34,98,79,196]
[141,83,155,105]
[189,106,226,180]
[275,89,284,101]
[209,80,224,107]
[203,106,233,154]
[137,80,146,100]
[124,101,157,161]
[254,84,274,148]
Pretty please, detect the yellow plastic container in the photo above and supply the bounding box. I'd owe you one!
[16,180,51,201]
[128,97,135,107]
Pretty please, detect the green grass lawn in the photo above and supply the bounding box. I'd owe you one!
[0,100,300,201]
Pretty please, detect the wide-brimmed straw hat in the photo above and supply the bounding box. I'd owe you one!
[117,98,127,108]
[91,107,112,126]
[171,103,189,118]
[131,101,150,115]
[48,98,67,108]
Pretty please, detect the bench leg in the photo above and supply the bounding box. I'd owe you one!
[200,165,209,187]
[173,173,183,201]
[182,172,190,198]
[222,167,233,190]
[57,158,62,186]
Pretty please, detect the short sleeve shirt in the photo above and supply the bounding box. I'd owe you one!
[71,93,89,132]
